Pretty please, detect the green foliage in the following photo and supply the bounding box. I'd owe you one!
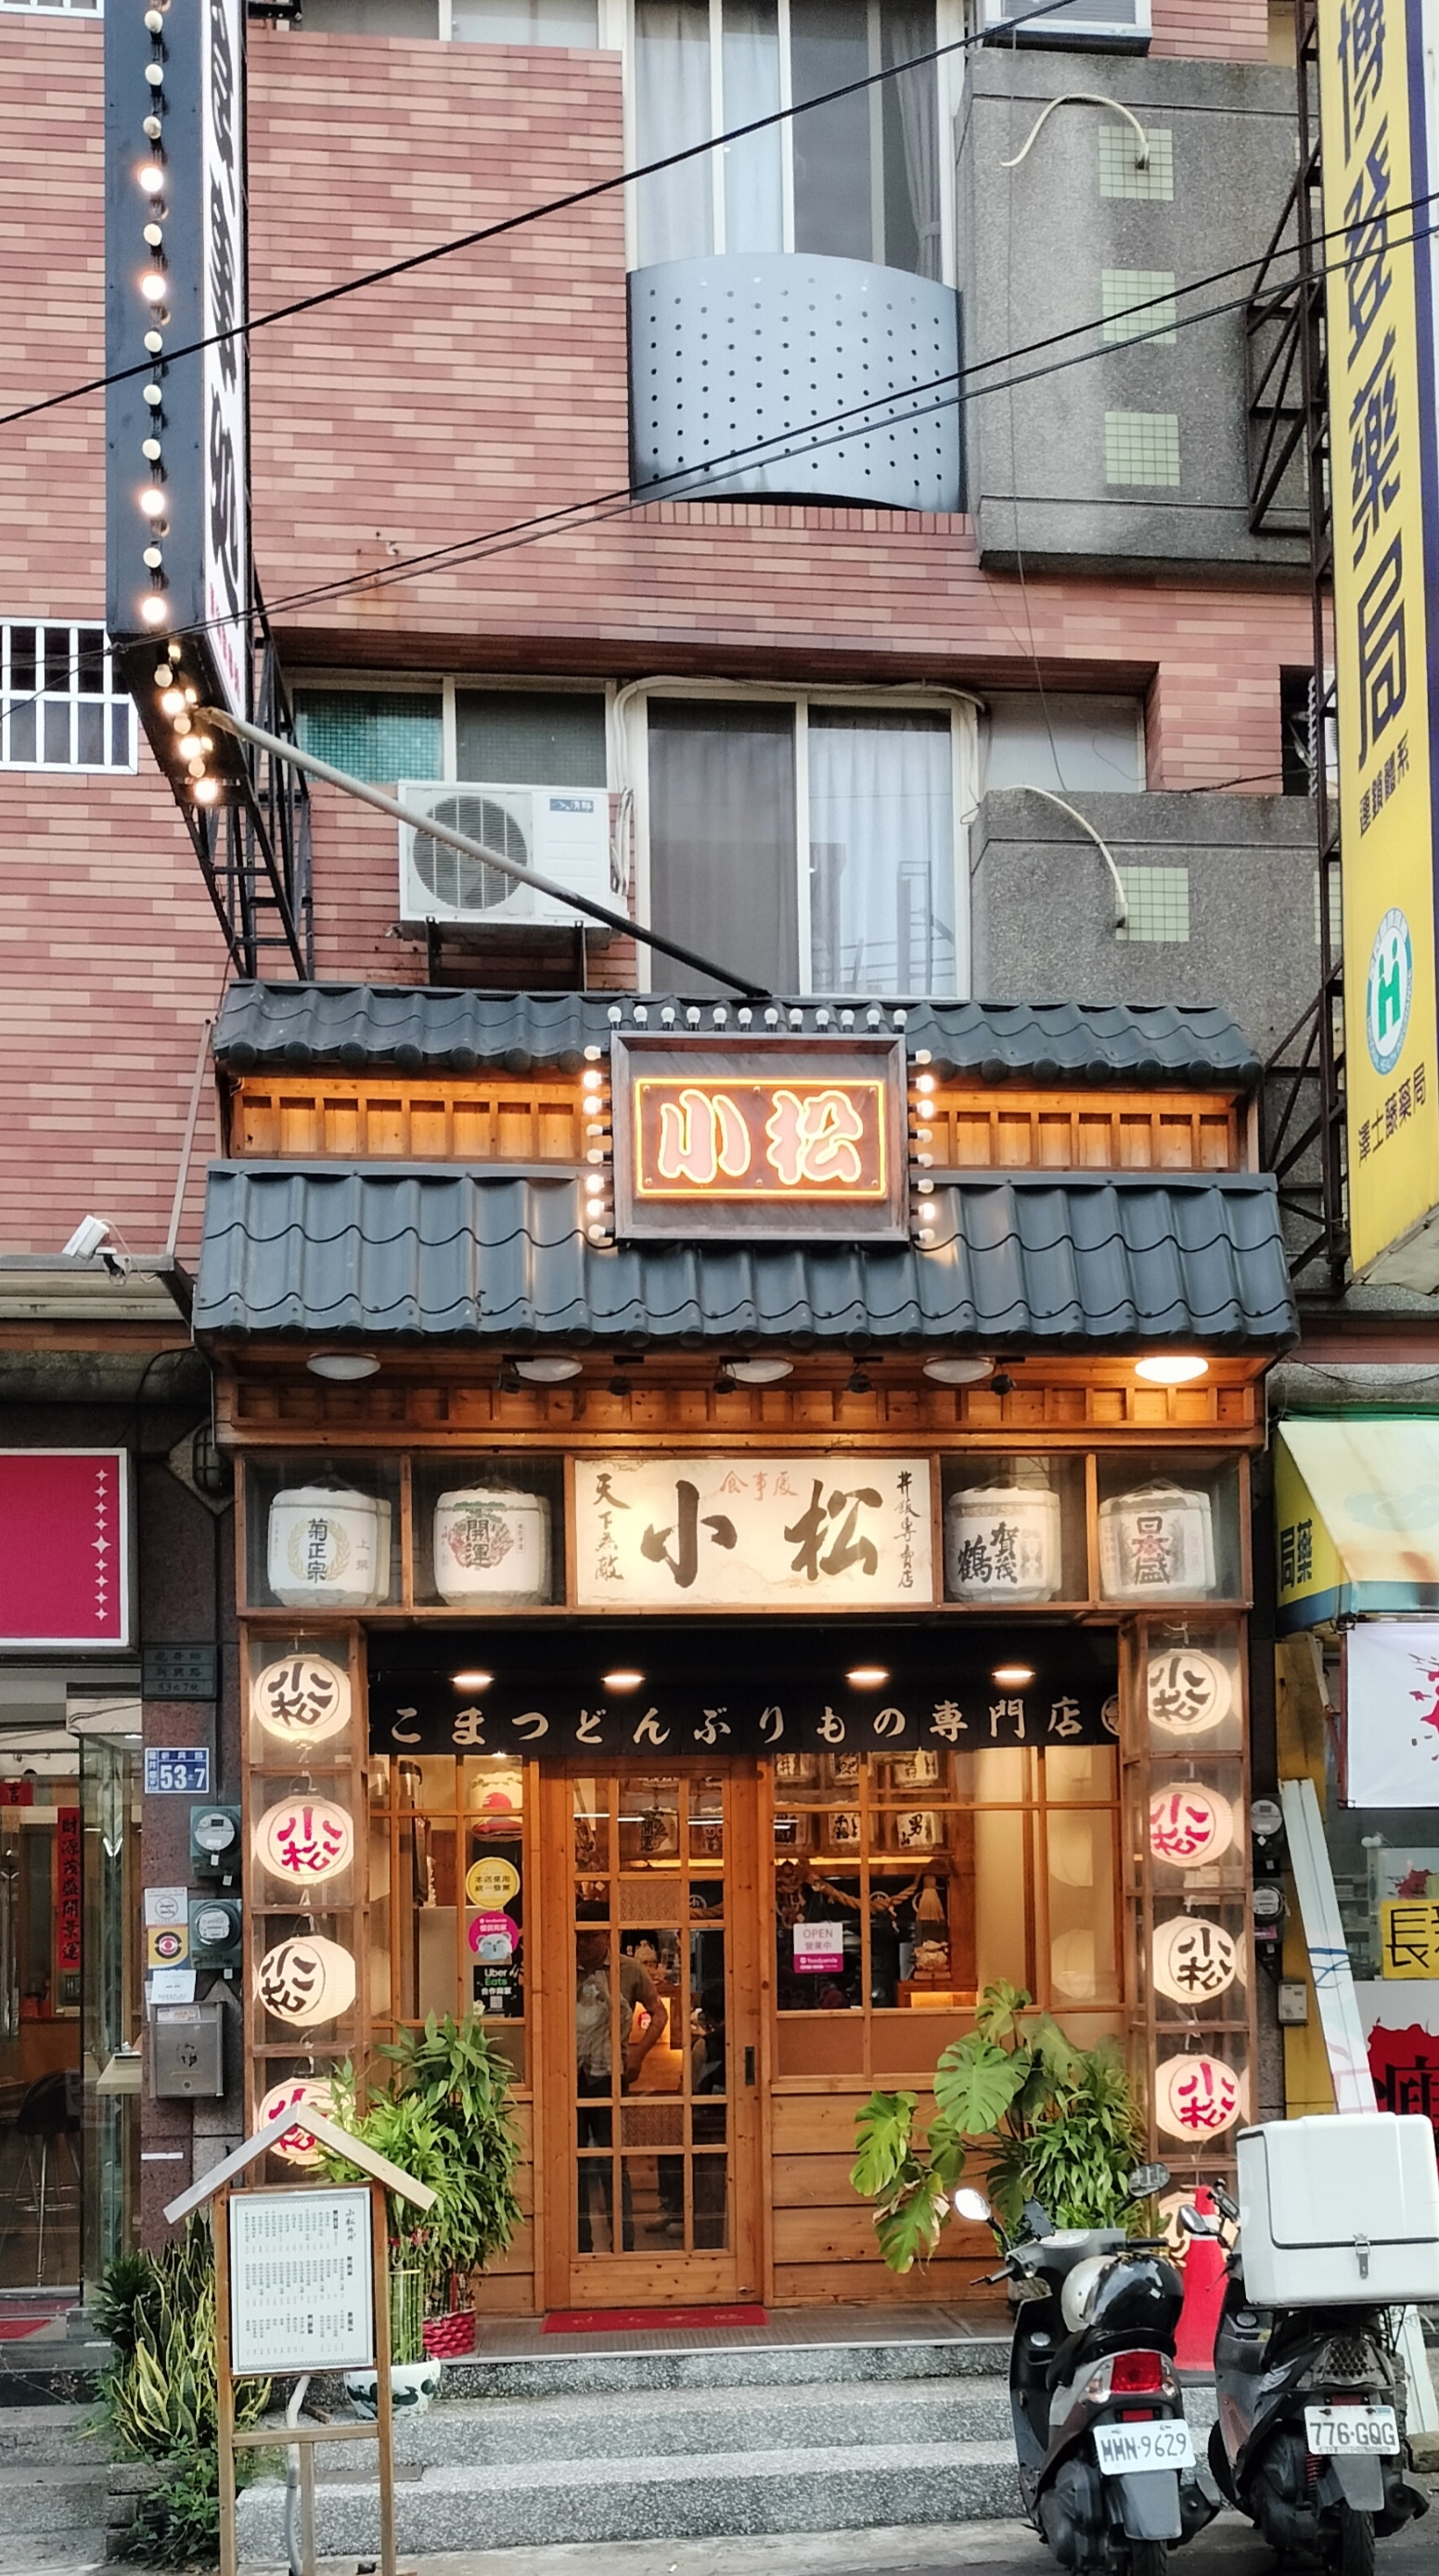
[97,2216,270,2464]
[851,1984,1147,2272]
[119,2450,258,2572]
[321,2013,522,2313]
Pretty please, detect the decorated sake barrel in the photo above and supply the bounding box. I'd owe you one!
[944,1484,1061,1603]
[1097,1480,1216,1604]
[267,1485,391,1610]
[433,1486,551,1605]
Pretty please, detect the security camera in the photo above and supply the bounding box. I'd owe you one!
[61,1216,110,1260]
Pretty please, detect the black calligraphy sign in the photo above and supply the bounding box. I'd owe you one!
[367,1622,1118,1760]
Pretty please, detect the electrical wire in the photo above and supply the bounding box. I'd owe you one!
[0,0,1078,437]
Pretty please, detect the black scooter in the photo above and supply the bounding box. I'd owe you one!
[960,2166,1218,2576]
[1184,2183,1429,2576]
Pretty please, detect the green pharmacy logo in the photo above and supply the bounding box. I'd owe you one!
[1367,907,1414,1077]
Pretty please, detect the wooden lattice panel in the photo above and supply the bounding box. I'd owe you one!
[229,1076,585,1164]
[921,1089,1240,1173]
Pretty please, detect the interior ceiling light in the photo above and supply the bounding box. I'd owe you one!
[1134,1354,1210,1386]
[451,1670,494,1691]
[992,1664,1035,1689]
[602,1669,645,1691]
[306,1353,380,1382]
[846,1666,890,1688]
[923,1357,995,1386]
[724,1358,793,1385]
[513,1356,583,1384]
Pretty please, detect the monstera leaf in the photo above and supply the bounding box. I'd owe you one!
[850,2091,919,2196]
[973,1978,1033,2041]
[932,2033,1031,2138]
[873,2179,953,2274]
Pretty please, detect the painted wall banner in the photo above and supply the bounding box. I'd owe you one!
[0,1452,129,1648]
[610,1036,906,1241]
[1345,1619,1439,1802]
[575,1454,931,1608]
[367,1620,1119,1758]
[1319,0,1439,1281]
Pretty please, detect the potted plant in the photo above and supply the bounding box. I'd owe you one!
[850,1978,1148,2272]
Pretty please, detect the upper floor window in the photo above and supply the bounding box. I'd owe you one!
[633,0,942,275]
[294,682,607,785]
[0,0,101,13]
[291,0,600,40]
[0,624,135,774]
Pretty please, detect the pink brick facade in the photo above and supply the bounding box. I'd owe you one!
[0,11,1306,1253]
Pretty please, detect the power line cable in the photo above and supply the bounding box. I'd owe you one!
[0,0,1076,436]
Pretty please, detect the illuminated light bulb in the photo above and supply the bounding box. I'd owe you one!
[143,331,163,354]
[139,273,167,303]
[142,544,163,570]
[195,736,213,753]
[167,640,181,661]
[193,778,220,805]
[143,223,163,248]
[144,62,164,86]
[142,114,161,138]
[142,384,162,407]
[160,687,185,715]
[139,595,170,625]
[153,664,172,686]
[141,437,161,461]
[173,712,192,735]
[137,162,164,192]
[144,9,165,31]
[184,686,198,704]
[139,488,166,519]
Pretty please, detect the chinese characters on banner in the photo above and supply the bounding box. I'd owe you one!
[1380,1896,1439,1977]
[611,1037,906,1241]
[1344,1620,1439,1802]
[1319,0,1439,1276]
[55,1807,82,1985]
[575,1455,932,1609]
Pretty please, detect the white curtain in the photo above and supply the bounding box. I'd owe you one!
[636,0,713,266]
[721,1,784,253]
[808,712,956,995]
[882,5,941,281]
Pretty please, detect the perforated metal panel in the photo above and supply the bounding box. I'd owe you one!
[629,253,962,513]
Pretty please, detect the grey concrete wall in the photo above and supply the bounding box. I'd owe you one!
[970,787,1318,1058]
[957,51,1308,572]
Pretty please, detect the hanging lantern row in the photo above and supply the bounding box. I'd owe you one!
[1150,1782,1235,1868]
[1153,2051,1245,2142]
[256,1935,356,2029]
[257,2076,336,2168]
[253,1796,354,1886]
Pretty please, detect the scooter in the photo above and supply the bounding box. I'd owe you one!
[958,2164,1218,2576]
[1183,2181,1430,2576]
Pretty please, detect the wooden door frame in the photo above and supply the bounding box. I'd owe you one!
[535,1758,765,2313]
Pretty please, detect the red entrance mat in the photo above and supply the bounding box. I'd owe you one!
[544,2304,767,2334]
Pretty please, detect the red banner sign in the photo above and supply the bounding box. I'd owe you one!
[55,1806,82,1980]
[0,1451,129,1646]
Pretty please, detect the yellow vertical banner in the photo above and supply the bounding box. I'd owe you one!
[1320,0,1439,1280]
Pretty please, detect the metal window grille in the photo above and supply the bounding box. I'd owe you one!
[0,624,135,772]
[1115,865,1189,944]
[1099,126,1173,201]
[1101,269,1176,346]
[1104,409,1180,487]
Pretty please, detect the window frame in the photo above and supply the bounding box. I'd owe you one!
[291,670,613,787]
[622,0,962,280]
[631,679,975,1000]
[290,0,623,41]
[0,622,136,777]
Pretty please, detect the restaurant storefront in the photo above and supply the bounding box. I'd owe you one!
[199,984,1295,2315]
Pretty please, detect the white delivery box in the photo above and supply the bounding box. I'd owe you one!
[1237,2114,1439,2308]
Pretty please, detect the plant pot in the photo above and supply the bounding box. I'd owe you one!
[343,2358,442,2418]
[423,2306,476,2360]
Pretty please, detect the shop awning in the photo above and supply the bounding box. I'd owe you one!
[1276,1419,1439,1630]
[193,1162,1295,1353]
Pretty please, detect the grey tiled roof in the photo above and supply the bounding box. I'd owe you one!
[212,984,1260,1088]
[194,1164,1295,1351]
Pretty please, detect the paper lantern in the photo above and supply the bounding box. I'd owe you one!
[250,1653,352,1747]
[258,2077,335,2169]
[1147,1648,1233,1738]
[1154,2051,1245,2141]
[944,1485,1061,1603]
[1098,1482,1216,1604]
[1150,1913,1241,2004]
[253,1796,353,1887]
[433,1487,550,1605]
[256,1935,356,2029]
[1150,1784,1235,1868]
[893,1810,941,1851]
[267,1484,392,1609]
[1050,1928,1099,2000]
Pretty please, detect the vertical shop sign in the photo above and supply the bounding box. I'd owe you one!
[55,1807,82,1989]
[1319,0,1439,1280]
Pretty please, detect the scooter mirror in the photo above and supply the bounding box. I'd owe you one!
[1126,2161,1170,2199]
[1021,2197,1056,2239]
[1176,2204,1209,2236]
[953,2186,992,2224]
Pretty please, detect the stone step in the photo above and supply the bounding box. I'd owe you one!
[237,2437,1025,2559]
[0,2465,112,2536]
[0,2532,107,2574]
[427,2335,1010,2402]
[0,2404,104,2466]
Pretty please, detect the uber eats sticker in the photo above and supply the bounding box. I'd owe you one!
[1368,907,1414,1078]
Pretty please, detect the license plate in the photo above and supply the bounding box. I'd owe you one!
[1304,2405,1399,2456]
[1093,2420,1196,2475]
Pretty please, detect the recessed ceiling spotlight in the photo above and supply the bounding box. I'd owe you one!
[513,1356,583,1384]
[724,1358,794,1385]
[922,1357,995,1386]
[1134,1354,1210,1385]
[452,1670,494,1691]
[845,1666,890,1688]
[306,1353,380,1382]
[992,1664,1035,1689]
[602,1669,645,1691]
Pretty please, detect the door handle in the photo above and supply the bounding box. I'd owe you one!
[744,2046,756,2086]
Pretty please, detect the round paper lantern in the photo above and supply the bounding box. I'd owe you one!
[1147,1648,1233,1738]
[267,1485,391,1610]
[1050,1928,1098,2000]
[1149,1783,1235,1868]
[254,1796,353,1887]
[1150,1913,1241,2004]
[1154,2051,1244,2142]
[944,1485,1062,1603]
[251,1653,352,1748]
[434,1487,551,1605]
[258,2077,336,2169]
[256,1935,356,2029]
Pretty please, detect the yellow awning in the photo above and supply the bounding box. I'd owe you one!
[1276,1420,1439,1629]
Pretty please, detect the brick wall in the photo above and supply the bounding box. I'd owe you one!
[1151,0,1272,61]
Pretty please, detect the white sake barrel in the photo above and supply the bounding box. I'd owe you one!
[267,1485,390,1609]
[433,1486,551,1605]
[944,1483,1062,1602]
[1098,1482,1216,1604]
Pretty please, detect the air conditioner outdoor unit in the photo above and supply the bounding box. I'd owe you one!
[981,0,1150,45]
[397,781,610,929]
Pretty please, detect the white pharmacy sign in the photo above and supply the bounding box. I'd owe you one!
[228,2186,374,2376]
[575,1454,933,1609]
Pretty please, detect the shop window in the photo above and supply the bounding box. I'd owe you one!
[771,1745,1122,2080]
[632,0,941,275]
[982,690,1146,796]
[1094,1452,1243,1606]
[369,1754,529,2076]
[294,689,443,784]
[0,623,135,773]
[645,694,960,998]
[410,1455,566,1607]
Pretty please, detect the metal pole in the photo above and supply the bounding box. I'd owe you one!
[215,2191,238,2576]
[372,2179,399,2576]
[199,705,768,1000]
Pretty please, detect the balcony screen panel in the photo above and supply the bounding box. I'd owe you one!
[295,691,443,785]
[451,0,599,36]
[647,699,799,997]
[808,708,955,996]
